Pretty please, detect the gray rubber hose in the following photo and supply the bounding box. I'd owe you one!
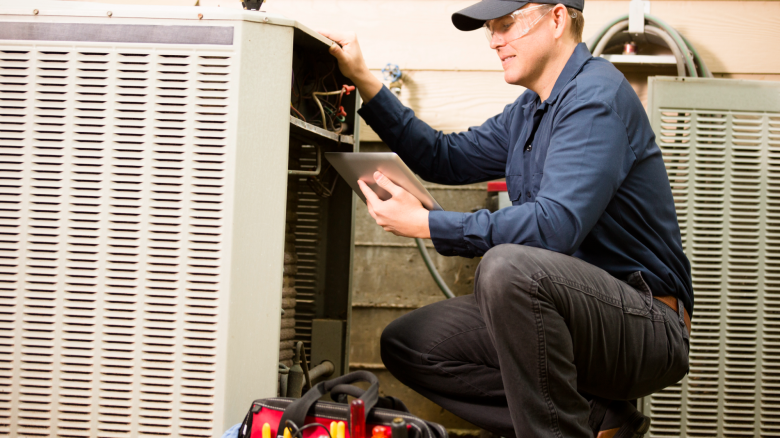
[415,238,455,299]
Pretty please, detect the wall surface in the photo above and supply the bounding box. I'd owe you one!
[63,0,780,433]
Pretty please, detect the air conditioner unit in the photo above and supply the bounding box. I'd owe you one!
[0,1,359,437]
[644,76,780,437]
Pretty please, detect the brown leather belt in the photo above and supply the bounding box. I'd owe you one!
[654,295,691,335]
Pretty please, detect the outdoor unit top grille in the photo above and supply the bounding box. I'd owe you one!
[645,76,780,438]
[0,1,327,436]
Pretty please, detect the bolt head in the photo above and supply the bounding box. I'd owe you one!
[33,9,38,15]
[198,13,203,19]
[107,11,112,17]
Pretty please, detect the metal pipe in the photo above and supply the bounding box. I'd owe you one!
[289,144,321,176]
[287,344,305,398]
[308,360,335,382]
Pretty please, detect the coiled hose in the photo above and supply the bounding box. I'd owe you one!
[586,13,712,78]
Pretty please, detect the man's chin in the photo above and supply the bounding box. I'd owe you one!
[503,70,524,86]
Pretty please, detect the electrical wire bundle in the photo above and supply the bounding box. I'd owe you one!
[291,61,355,133]
[586,13,712,78]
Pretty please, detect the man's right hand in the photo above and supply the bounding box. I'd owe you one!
[318,30,383,103]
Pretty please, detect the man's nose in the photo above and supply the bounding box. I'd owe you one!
[489,33,505,50]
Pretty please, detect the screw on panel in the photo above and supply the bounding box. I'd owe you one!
[33,9,38,15]
[198,13,203,19]
[107,11,112,17]
[263,16,269,22]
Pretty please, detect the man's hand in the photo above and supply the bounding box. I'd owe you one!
[358,171,431,239]
[318,30,382,103]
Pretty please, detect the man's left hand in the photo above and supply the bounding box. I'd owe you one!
[358,171,431,239]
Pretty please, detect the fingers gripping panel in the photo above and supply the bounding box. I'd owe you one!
[0,44,233,437]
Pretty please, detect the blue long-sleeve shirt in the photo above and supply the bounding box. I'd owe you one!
[357,43,693,315]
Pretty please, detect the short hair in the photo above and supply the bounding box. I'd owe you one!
[567,7,585,43]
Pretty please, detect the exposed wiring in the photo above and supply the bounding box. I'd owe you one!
[292,423,332,438]
[312,86,354,131]
[311,92,329,130]
[290,59,356,133]
[285,421,300,438]
[290,103,307,122]
[307,171,338,197]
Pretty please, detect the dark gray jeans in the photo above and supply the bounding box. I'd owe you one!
[381,244,690,438]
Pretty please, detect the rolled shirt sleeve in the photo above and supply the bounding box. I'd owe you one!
[428,98,636,258]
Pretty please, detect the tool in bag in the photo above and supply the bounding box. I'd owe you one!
[238,371,448,438]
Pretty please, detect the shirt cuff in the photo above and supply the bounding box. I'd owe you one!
[428,210,471,257]
[357,85,404,130]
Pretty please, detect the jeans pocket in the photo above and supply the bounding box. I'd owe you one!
[624,271,654,317]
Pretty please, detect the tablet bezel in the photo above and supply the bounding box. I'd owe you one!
[324,152,444,211]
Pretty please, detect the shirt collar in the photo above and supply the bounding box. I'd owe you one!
[522,42,592,110]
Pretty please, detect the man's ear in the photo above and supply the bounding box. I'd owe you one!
[551,4,568,40]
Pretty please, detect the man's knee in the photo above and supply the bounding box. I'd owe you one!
[476,244,540,304]
[380,311,418,374]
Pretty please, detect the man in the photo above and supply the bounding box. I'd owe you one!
[321,0,692,437]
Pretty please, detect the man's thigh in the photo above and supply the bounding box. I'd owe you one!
[476,244,689,400]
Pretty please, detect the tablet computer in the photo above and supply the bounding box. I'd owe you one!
[324,152,444,211]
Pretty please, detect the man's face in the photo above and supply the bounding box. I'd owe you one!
[487,4,555,86]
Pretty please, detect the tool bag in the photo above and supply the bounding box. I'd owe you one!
[237,371,448,438]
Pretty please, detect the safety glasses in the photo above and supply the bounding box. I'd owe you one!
[483,4,554,46]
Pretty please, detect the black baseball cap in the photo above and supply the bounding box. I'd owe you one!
[452,0,584,31]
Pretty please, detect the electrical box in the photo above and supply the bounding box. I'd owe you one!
[0,1,358,436]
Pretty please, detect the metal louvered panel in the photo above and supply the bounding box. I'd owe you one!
[0,45,234,438]
[0,3,355,436]
[0,31,269,435]
[764,113,780,438]
[645,77,780,437]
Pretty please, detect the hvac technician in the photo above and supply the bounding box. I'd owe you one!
[321,0,692,437]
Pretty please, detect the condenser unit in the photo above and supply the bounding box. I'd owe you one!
[0,1,359,437]
[643,76,780,437]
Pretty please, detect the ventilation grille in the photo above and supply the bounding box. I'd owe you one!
[0,44,233,437]
[649,107,780,437]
